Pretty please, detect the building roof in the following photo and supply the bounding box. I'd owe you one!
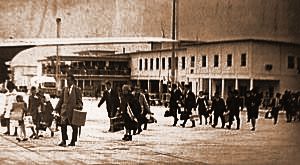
[179,38,300,47]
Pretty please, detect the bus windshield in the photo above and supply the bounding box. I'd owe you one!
[43,82,56,88]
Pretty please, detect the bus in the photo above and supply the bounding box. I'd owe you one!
[30,76,57,98]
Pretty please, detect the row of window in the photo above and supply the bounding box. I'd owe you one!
[139,53,247,71]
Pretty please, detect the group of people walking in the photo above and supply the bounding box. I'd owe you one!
[168,82,300,131]
[1,81,56,142]
[98,81,153,141]
[2,76,299,145]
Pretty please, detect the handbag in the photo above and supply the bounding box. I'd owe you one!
[164,110,172,117]
[265,110,272,119]
[50,119,59,132]
[190,109,199,120]
[146,114,157,123]
[223,111,230,123]
[23,116,34,128]
[180,111,189,120]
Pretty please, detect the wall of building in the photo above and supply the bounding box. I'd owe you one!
[13,65,37,87]
[130,40,300,98]
[251,42,300,93]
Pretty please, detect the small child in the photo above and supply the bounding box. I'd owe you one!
[16,95,28,142]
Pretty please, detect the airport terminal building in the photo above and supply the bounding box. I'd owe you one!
[12,39,300,99]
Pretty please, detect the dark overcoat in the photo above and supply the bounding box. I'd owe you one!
[55,86,83,125]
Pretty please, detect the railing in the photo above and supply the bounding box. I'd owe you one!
[43,68,131,76]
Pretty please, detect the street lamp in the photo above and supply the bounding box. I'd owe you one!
[56,17,61,92]
[171,0,176,84]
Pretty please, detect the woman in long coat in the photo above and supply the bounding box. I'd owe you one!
[27,86,42,139]
[120,85,142,141]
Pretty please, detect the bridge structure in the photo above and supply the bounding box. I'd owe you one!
[0,37,176,61]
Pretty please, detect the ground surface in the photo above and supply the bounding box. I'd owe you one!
[0,97,300,165]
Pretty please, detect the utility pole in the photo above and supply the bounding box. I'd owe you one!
[56,18,61,92]
[171,0,176,84]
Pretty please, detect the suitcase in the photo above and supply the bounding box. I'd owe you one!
[109,115,124,132]
[71,109,87,126]
[10,103,25,120]
[1,114,8,127]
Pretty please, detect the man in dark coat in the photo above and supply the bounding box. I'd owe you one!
[98,81,120,131]
[248,89,261,131]
[55,74,83,147]
[270,93,282,125]
[211,93,226,128]
[226,90,241,130]
[169,84,182,126]
[180,84,196,128]
[195,91,209,125]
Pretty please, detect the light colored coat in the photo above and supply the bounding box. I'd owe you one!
[3,90,17,119]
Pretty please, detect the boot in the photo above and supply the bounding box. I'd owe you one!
[191,121,195,127]
[128,135,132,141]
[143,123,147,130]
[122,135,132,141]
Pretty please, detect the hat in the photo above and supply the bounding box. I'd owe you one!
[122,84,131,92]
[105,81,111,85]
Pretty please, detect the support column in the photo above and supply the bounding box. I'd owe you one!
[137,80,141,87]
[221,79,225,98]
[209,78,212,100]
[250,78,254,90]
[235,78,238,90]
[83,80,85,94]
[199,78,203,92]
[148,79,150,93]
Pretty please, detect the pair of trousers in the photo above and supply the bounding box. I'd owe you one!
[228,112,240,128]
[61,124,78,142]
[272,107,279,124]
[213,113,225,127]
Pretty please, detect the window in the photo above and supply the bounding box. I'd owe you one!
[227,54,232,67]
[156,58,159,70]
[191,56,195,67]
[162,58,165,70]
[175,57,178,69]
[144,59,148,70]
[288,56,295,69]
[150,58,153,70]
[202,55,207,67]
[168,57,171,69]
[139,59,142,71]
[297,57,300,73]
[241,53,247,67]
[214,55,219,67]
[181,57,185,69]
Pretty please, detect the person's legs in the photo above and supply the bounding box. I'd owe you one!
[227,114,234,129]
[273,108,279,125]
[4,118,10,135]
[251,118,256,131]
[191,119,195,127]
[30,127,36,138]
[143,122,148,130]
[235,113,240,129]
[172,108,178,126]
[212,113,219,128]
[59,124,68,146]
[181,119,187,127]
[220,115,225,128]
[69,125,78,146]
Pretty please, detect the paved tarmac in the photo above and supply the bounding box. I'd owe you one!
[0,97,300,165]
